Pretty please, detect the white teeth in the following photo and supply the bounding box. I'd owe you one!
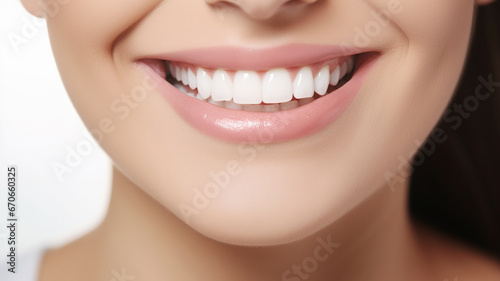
[262,68,293,104]
[197,68,212,99]
[330,65,340,86]
[188,68,197,90]
[314,66,330,96]
[212,69,232,101]
[181,68,188,85]
[233,71,262,105]
[293,67,314,99]
[175,66,182,81]
[168,56,356,111]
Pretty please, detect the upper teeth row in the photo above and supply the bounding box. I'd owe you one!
[168,57,354,105]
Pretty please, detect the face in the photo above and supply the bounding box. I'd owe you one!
[25,0,479,245]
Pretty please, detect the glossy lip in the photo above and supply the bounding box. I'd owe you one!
[137,46,379,144]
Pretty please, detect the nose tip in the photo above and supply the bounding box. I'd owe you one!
[205,0,319,21]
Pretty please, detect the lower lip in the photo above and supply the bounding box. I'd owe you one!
[138,54,378,144]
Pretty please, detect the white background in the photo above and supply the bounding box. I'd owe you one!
[0,0,111,258]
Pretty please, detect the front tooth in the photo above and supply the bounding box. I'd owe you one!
[293,67,314,99]
[339,62,347,79]
[188,68,197,90]
[280,100,299,111]
[182,68,188,85]
[233,71,262,104]
[212,69,232,101]
[262,68,293,103]
[347,58,354,73]
[197,68,212,99]
[330,65,340,86]
[314,66,330,96]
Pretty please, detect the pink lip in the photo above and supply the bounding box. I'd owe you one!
[144,44,367,70]
[137,46,379,144]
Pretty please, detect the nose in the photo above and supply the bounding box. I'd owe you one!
[205,0,319,21]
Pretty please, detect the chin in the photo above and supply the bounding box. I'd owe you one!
[164,165,357,246]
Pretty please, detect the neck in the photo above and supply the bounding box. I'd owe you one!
[86,166,428,281]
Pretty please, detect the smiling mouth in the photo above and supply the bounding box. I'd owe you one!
[156,55,357,112]
[137,45,377,143]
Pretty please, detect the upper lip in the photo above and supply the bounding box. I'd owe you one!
[141,43,369,71]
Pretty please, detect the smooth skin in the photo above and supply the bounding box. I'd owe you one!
[21,0,500,280]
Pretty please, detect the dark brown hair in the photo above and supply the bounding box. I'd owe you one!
[410,1,500,259]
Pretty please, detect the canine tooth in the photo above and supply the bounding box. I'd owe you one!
[262,68,293,103]
[263,104,280,112]
[181,68,189,85]
[330,65,340,86]
[233,71,262,105]
[197,68,212,99]
[208,98,225,107]
[188,68,197,89]
[293,67,314,99]
[299,98,315,106]
[212,69,232,101]
[243,104,263,112]
[347,58,354,73]
[314,66,330,96]
[225,100,243,110]
[280,100,299,111]
[339,62,347,79]
[175,66,182,81]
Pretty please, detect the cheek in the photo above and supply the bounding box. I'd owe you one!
[45,0,162,117]
[392,0,474,49]
[358,0,475,187]
[394,0,475,116]
[47,0,161,47]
